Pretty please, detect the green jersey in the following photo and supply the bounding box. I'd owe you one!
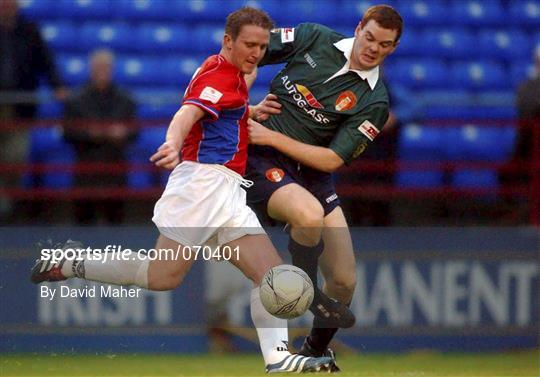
[259,23,390,164]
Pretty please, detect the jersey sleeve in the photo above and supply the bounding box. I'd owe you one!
[329,103,389,165]
[182,65,235,121]
[259,23,319,66]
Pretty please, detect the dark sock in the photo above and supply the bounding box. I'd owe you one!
[288,236,324,289]
[307,302,351,354]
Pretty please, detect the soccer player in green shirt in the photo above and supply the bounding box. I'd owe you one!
[245,5,403,371]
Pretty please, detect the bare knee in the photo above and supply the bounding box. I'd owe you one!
[148,272,184,291]
[290,204,325,244]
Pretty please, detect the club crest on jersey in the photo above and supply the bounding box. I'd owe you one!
[280,28,295,43]
[335,91,357,111]
[265,168,285,183]
[296,84,323,109]
[357,120,380,141]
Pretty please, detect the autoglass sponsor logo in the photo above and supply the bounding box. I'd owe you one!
[280,76,330,124]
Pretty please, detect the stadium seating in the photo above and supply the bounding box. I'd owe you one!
[384,59,449,89]
[112,0,175,21]
[445,125,516,189]
[396,124,445,188]
[135,24,190,53]
[21,0,538,193]
[19,0,59,20]
[57,0,112,20]
[421,29,474,59]
[510,60,535,87]
[281,1,338,25]
[478,30,531,60]
[450,61,507,90]
[114,56,169,86]
[26,127,75,189]
[509,0,540,26]
[40,22,79,51]
[451,0,505,26]
[56,55,89,86]
[79,23,134,52]
[126,126,167,189]
[394,0,448,26]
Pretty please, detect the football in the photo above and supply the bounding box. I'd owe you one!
[259,264,314,319]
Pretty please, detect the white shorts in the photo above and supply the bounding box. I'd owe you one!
[152,161,265,246]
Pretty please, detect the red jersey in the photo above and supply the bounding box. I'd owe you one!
[181,55,249,175]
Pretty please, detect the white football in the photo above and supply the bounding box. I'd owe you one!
[259,264,314,319]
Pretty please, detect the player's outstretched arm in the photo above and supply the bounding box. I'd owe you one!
[150,104,204,170]
[247,118,344,173]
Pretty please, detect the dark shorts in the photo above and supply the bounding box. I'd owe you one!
[245,145,340,224]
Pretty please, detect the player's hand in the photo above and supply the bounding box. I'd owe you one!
[150,141,180,170]
[248,118,275,146]
[250,94,281,122]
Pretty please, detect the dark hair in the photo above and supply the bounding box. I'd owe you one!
[361,5,403,42]
[225,7,274,40]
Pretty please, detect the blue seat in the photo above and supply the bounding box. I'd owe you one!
[394,0,447,26]
[511,60,535,87]
[396,124,445,188]
[57,55,89,86]
[40,22,78,51]
[445,125,516,163]
[112,0,173,21]
[136,24,190,53]
[446,124,507,190]
[19,0,59,20]
[114,57,168,86]
[79,23,133,52]
[510,0,540,26]
[57,0,112,20]
[190,25,225,54]
[451,0,504,26]
[126,126,167,189]
[339,0,396,25]
[396,170,444,188]
[162,56,206,86]
[36,101,63,119]
[452,169,498,189]
[27,127,75,189]
[173,0,241,23]
[479,30,531,60]
[385,59,448,89]
[281,1,338,25]
[450,61,506,90]
[237,0,282,23]
[421,29,474,59]
[392,29,422,57]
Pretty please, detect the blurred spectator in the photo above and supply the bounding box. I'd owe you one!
[500,47,540,192]
[0,0,66,220]
[63,49,136,225]
[515,47,540,163]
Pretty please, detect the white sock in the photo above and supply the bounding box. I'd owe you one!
[62,257,149,289]
[250,287,290,365]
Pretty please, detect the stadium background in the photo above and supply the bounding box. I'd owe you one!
[0,0,539,375]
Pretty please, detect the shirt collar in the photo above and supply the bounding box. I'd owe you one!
[324,37,379,90]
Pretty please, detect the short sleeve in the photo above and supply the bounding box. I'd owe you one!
[259,23,317,66]
[182,60,240,121]
[329,103,389,164]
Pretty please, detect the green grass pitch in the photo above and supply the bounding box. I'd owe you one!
[1,351,538,376]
